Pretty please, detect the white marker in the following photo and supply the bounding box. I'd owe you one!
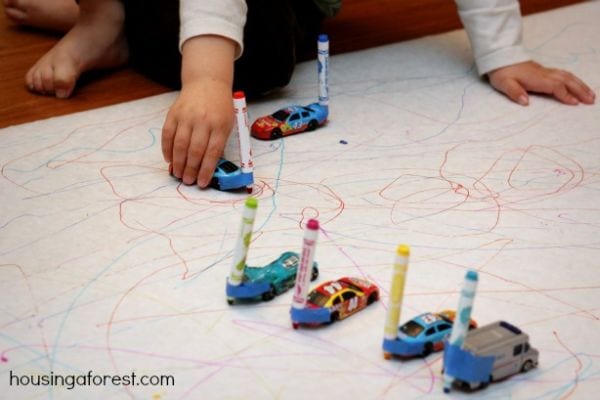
[317,34,329,108]
[228,197,258,286]
[443,270,479,393]
[291,219,319,310]
[383,244,410,340]
[233,91,254,193]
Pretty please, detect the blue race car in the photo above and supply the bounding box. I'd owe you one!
[210,158,253,191]
[226,251,319,304]
[250,103,328,140]
[383,310,478,358]
[169,158,253,191]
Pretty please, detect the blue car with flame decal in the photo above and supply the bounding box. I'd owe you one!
[250,103,328,140]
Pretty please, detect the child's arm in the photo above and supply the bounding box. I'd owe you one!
[455,0,595,105]
[161,35,236,187]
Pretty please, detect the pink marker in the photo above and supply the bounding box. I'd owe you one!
[292,219,320,310]
[233,91,254,193]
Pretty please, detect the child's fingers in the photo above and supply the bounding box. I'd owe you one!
[161,116,177,163]
[527,76,579,105]
[492,76,529,106]
[170,124,192,179]
[182,127,209,185]
[564,75,596,104]
[197,131,227,188]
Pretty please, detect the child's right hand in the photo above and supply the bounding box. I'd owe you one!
[162,78,234,187]
[161,35,236,187]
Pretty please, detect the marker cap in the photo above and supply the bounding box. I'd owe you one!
[306,219,319,231]
[233,91,246,99]
[466,270,478,281]
[396,244,410,257]
[245,197,258,209]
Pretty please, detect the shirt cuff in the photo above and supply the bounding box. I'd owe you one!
[179,17,245,60]
[476,44,531,75]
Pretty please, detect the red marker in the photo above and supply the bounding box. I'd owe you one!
[233,91,254,193]
[291,219,320,310]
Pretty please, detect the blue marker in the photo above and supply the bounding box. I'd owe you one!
[443,270,479,393]
[318,34,329,110]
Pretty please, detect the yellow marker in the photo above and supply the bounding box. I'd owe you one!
[383,244,410,340]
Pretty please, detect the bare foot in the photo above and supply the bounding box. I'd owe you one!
[25,0,128,98]
[4,0,79,32]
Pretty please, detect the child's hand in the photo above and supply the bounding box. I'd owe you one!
[488,61,595,106]
[162,79,233,187]
[161,35,236,187]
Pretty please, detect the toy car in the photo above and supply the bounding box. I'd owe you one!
[226,251,319,305]
[291,277,379,328]
[443,321,539,392]
[382,310,477,359]
[169,158,253,191]
[250,103,328,140]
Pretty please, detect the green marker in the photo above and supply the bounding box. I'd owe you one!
[228,197,258,286]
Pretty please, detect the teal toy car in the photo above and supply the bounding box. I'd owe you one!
[226,251,319,304]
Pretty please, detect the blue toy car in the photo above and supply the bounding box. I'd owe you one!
[250,103,328,140]
[210,158,253,191]
[383,310,478,359]
[226,251,319,305]
[169,158,253,191]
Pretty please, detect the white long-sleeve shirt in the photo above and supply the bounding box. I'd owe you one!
[178,0,531,75]
[455,0,530,74]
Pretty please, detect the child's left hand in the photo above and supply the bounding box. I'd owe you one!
[487,61,595,106]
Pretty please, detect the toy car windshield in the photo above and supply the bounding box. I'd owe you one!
[271,109,290,121]
[307,291,329,307]
[217,160,239,174]
[399,320,425,337]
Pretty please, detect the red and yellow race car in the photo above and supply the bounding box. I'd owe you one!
[250,103,328,140]
[304,277,379,324]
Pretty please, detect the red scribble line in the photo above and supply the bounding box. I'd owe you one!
[505,145,585,204]
[0,110,165,192]
[104,264,181,399]
[98,165,190,279]
[379,354,442,397]
[554,331,583,399]
[0,263,52,363]
[231,318,435,394]
[319,227,369,281]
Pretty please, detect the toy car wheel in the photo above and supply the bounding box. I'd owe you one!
[310,266,319,281]
[271,129,282,139]
[227,297,234,305]
[292,322,300,330]
[329,311,339,323]
[210,177,221,190]
[262,285,276,301]
[367,292,378,305]
[521,360,535,372]
[421,342,433,356]
[383,352,392,360]
[307,120,318,131]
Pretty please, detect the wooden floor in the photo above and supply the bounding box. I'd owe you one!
[0,0,585,129]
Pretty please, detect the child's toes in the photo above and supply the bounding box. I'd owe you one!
[53,62,78,98]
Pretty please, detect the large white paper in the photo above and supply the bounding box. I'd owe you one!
[1,2,599,398]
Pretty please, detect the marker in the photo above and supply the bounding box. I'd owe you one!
[228,197,258,286]
[233,91,254,193]
[317,34,329,109]
[383,244,410,340]
[443,270,479,393]
[291,219,319,310]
